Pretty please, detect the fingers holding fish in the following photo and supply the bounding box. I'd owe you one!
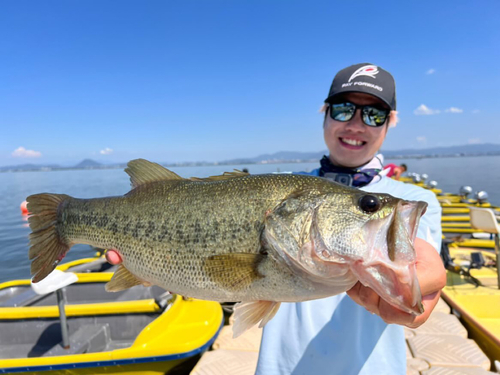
[393,238,445,328]
[347,282,380,315]
[414,238,446,297]
[401,238,445,328]
[348,284,417,325]
[402,291,441,329]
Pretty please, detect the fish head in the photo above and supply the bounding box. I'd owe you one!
[263,193,354,282]
[314,191,428,315]
[264,189,427,315]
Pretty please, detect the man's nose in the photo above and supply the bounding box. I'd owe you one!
[345,109,365,131]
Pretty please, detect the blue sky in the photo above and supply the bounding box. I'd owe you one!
[1,1,499,166]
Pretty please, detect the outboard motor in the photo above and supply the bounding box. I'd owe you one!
[459,186,473,199]
[475,191,489,204]
[470,252,486,270]
[427,180,438,189]
[421,174,428,183]
[412,174,421,183]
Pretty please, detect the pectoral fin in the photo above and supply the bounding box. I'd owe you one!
[204,253,265,291]
[105,265,151,292]
[232,300,281,338]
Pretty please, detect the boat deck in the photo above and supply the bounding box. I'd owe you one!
[191,298,498,374]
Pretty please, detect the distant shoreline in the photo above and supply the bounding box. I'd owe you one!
[1,153,500,173]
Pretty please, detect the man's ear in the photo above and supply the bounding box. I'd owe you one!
[320,104,328,128]
[388,110,399,128]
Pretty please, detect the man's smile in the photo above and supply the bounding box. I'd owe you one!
[339,137,366,149]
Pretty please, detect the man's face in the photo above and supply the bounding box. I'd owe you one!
[323,92,389,168]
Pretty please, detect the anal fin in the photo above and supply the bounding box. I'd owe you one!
[232,300,281,338]
[105,265,151,292]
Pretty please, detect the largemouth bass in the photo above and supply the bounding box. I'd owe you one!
[27,159,427,337]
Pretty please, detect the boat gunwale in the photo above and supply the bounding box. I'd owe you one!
[0,273,166,319]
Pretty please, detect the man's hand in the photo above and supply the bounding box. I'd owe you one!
[347,238,446,328]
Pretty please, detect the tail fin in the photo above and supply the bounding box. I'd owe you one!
[27,193,72,283]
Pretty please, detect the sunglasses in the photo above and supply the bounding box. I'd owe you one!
[328,102,390,127]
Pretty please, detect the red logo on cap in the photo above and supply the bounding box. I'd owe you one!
[348,65,379,82]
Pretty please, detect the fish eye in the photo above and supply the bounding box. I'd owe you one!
[358,195,381,213]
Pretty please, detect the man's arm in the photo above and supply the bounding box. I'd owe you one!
[347,237,446,328]
[393,167,402,180]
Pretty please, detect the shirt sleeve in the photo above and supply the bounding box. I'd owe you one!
[415,190,442,253]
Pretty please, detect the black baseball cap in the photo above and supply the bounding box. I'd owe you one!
[325,63,397,110]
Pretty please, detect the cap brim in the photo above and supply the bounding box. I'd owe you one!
[325,89,393,110]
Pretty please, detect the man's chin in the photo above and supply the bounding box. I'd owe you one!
[330,154,371,168]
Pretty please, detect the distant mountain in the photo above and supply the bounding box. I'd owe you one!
[0,159,103,172]
[2,144,500,173]
[221,150,327,164]
[381,143,500,157]
[229,144,500,164]
[0,163,61,172]
[74,159,103,168]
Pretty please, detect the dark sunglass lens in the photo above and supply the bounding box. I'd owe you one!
[362,106,389,126]
[330,103,355,122]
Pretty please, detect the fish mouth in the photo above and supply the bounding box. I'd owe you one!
[350,199,428,315]
[395,200,428,246]
[352,260,424,315]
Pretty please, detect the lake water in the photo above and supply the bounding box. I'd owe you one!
[1,155,499,283]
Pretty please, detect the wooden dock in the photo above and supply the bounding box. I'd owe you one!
[191,298,498,374]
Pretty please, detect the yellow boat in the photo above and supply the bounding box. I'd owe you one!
[0,257,224,374]
[439,196,499,249]
[405,178,500,363]
[442,207,500,215]
[402,175,500,364]
[441,247,500,363]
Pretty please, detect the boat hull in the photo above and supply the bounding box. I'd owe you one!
[0,257,224,374]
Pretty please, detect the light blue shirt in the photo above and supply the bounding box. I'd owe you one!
[255,175,442,375]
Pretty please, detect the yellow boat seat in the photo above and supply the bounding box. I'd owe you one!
[469,206,500,290]
[469,207,500,234]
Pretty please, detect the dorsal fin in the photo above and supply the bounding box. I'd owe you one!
[190,169,249,182]
[125,159,183,188]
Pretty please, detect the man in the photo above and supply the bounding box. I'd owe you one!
[254,63,445,374]
[384,163,408,180]
[106,63,445,374]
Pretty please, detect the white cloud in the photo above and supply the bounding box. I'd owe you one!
[414,104,440,115]
[468,138,481,144]
[417,136,427,143]
[100,147,113,155]
[12,147,42,158]
[426,69,436,75]
[472,109,480,114]
[445,107,463,113]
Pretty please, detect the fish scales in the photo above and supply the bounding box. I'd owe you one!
[53,173,346,301]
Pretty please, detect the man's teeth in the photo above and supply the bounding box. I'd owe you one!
[342,138,363,146]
